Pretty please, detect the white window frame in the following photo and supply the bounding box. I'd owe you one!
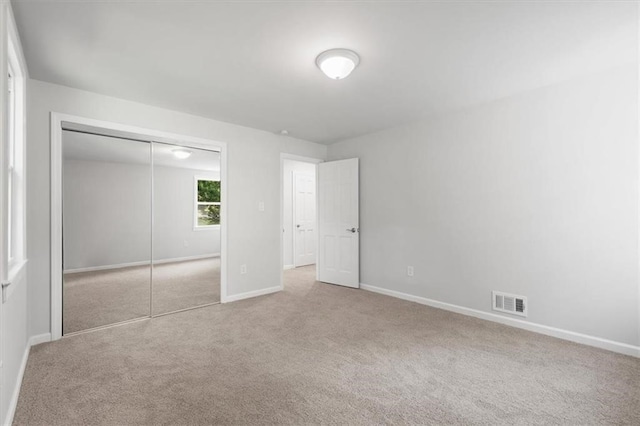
[7,65,15,264]
[3,13,27,287]
[193,176,221,231]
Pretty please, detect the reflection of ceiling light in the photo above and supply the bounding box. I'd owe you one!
[316,48,360,80]
[172,149,191,159]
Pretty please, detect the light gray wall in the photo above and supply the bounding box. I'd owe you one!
[63,159,220,270]
[63,159,151,270]
[282,160,316,268]
[27,79,326,337]
[328,64,639,347]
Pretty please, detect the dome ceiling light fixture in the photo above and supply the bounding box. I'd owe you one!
[316,48,360,80]
[172,148,192,159]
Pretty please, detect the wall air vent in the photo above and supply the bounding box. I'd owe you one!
[492,291,527,317]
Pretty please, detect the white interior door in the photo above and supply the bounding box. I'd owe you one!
[318,158,359,288]
[293,172,316,267]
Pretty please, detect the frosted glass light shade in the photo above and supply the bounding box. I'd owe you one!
[316,49,360,80]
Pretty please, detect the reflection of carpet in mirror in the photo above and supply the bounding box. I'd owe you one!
[63,257,220,334]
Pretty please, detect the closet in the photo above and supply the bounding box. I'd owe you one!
[62,129,221,334]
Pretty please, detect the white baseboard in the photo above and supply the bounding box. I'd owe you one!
[4,344,28,426]
[65,254,220,274]
[361,283,640,358]
[29,333,52,346]
[3,333,54,426]
[283,265,295,270]
[224,285,282,303]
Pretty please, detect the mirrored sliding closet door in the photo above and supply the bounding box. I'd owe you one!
[62,131,152,334]
[152,143,221,315]
[62,130,222,335]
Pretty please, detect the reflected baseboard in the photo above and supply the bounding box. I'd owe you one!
[64,253,220,274]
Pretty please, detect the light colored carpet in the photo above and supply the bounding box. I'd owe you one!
[151,258,221,315]
[63,258,220,334]
[16,266,640,425]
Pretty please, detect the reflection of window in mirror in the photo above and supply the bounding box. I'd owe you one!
[194,178,221,229]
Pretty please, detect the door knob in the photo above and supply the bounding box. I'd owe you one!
[346,227,358,233]
[296,224,301,228]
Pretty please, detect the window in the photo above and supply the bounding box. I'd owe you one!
[195,179,220,228]
[5,34,26,273]
[7,68,15,262]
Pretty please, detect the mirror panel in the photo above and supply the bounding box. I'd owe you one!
[152,143,221,315]
[62,131,151,334]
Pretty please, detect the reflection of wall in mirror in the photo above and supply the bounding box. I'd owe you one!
[63,159,221,271]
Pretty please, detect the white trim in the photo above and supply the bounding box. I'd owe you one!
[3,341,28,426]
[279,153,323,289]
[361,283,640,358]
[2,333,52,426]
[219,142,228,304]
[283,264,295,271]
[29,333,52,347]
[6,13,27,268]
[50,114,63,340]
[225,285,281,303]
[150,142,154,322]
[51,113,229,340]
[280,154,323,165]
[3,1,27,294]
[637,2,640,354]
[64,254,219,274]
[6,3,28,80]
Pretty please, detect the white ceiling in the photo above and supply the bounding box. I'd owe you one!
[13,0,637,144]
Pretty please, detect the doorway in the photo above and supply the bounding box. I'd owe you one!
[282,159,318,270]
[280,155,360,290]
[51,114,228,340]
[281,155,320,281]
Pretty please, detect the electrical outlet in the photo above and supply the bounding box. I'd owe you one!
[258,201,265,211]
[240,264,247,274]
[407,266,414,277]
[183,240,189,247]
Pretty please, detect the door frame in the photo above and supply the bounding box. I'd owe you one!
[50,112,228,341]
[279,153,322,288]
